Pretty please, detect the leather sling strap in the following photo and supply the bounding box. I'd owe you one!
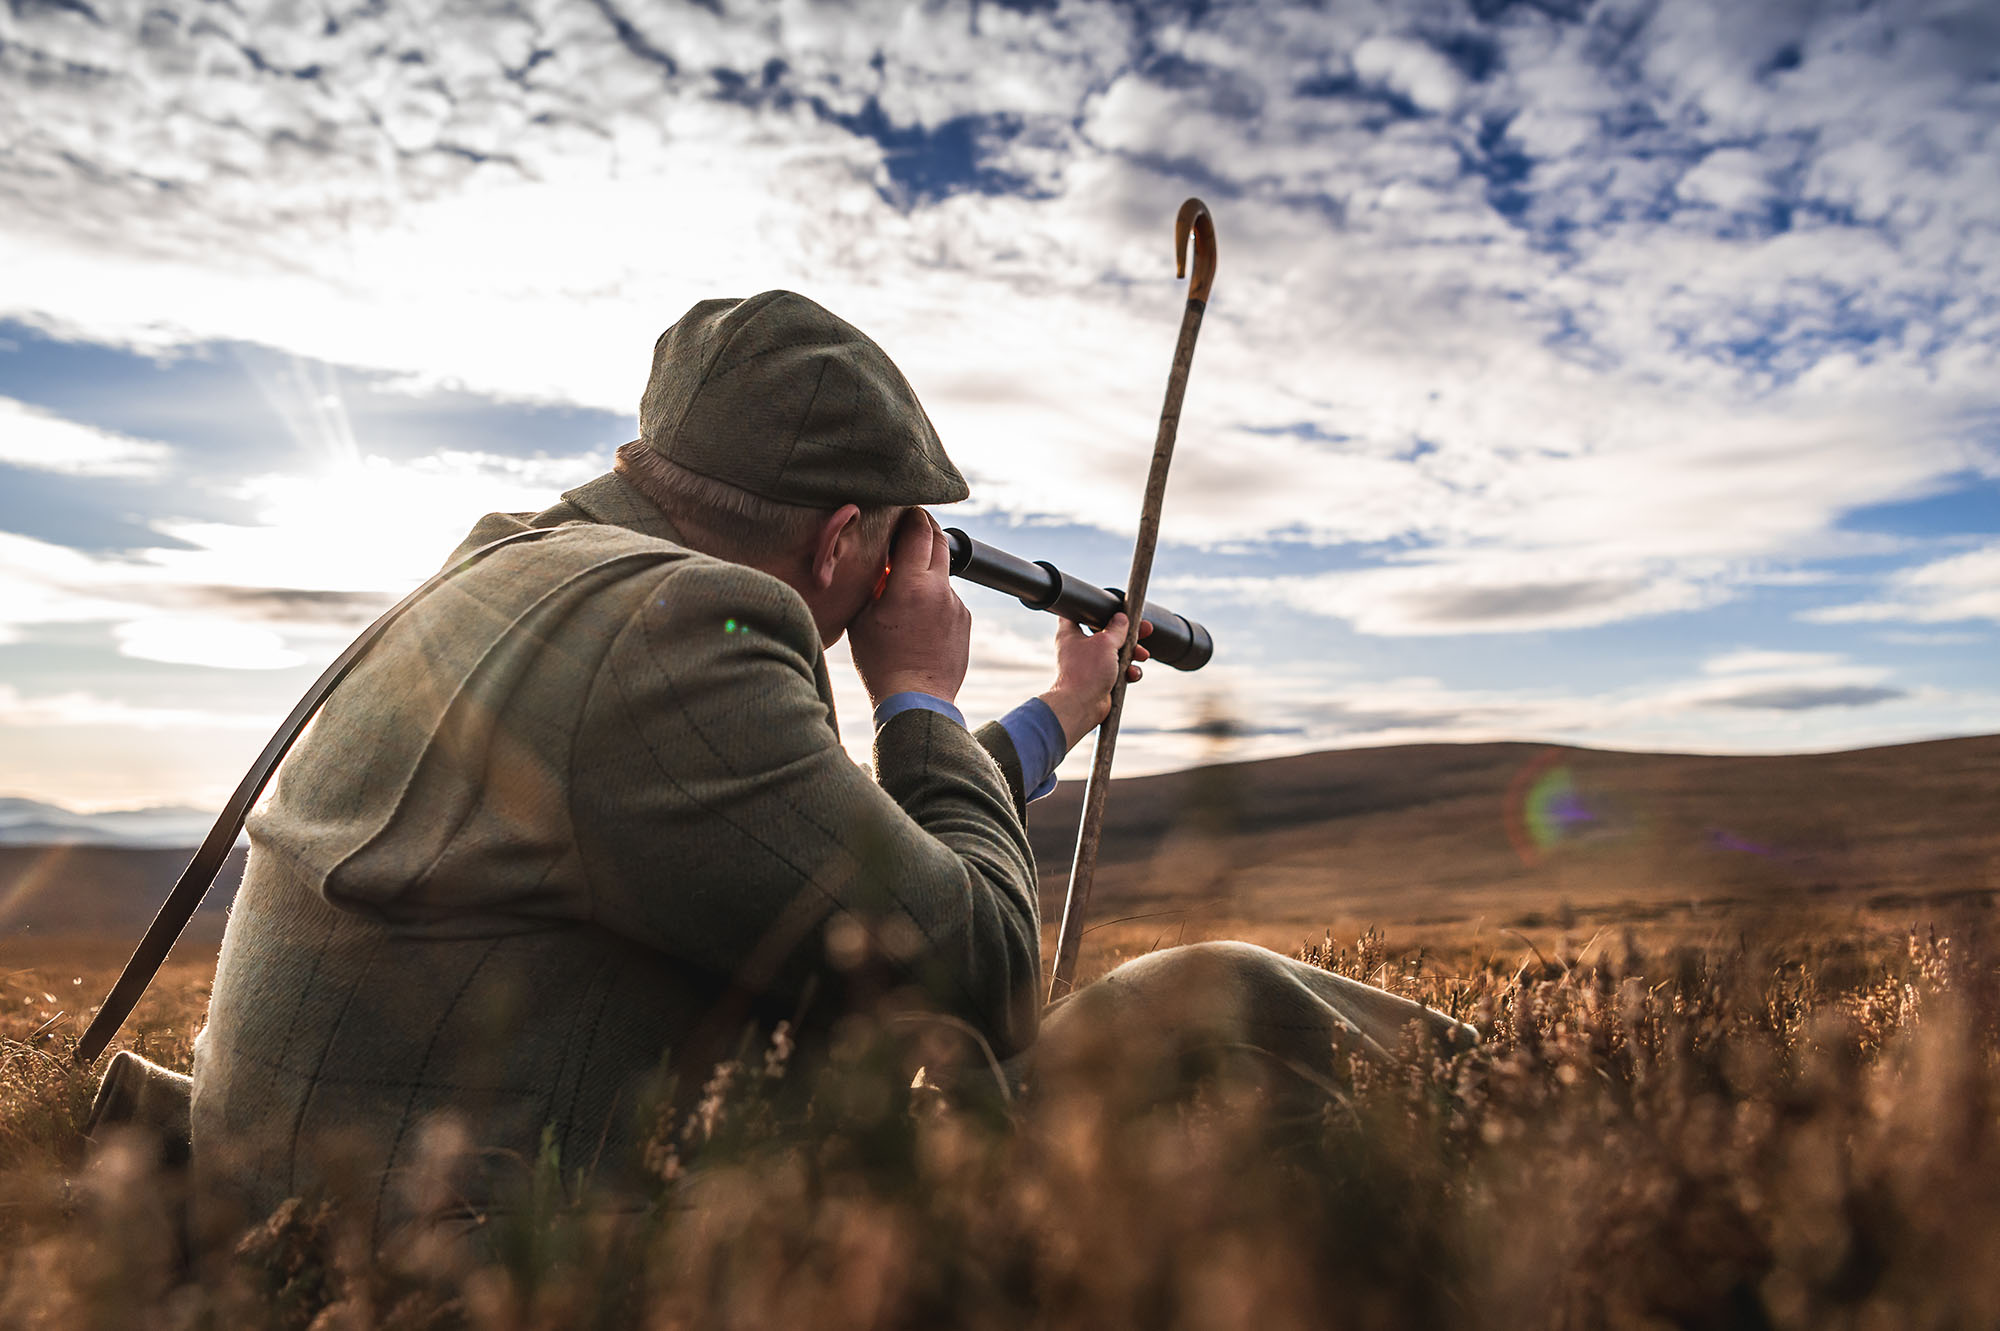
[73,523,567,1067]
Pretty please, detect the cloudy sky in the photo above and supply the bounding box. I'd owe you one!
[1,0,1995,812]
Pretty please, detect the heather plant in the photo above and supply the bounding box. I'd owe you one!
[2,917,1997,1330]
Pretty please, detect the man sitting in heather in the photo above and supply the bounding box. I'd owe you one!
[191,291,1464,1246]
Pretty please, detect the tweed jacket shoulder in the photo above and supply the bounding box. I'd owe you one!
[191,473,1040,1241]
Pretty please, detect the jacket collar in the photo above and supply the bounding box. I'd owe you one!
[549,471,688,545]
[554,470,839,721]
[541,471,838,722]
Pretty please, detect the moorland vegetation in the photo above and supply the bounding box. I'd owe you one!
[3,910,1996,1330]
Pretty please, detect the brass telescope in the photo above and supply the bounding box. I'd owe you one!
[943,528,1214,671]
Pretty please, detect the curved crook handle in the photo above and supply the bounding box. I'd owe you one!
[1174,197,1219,304]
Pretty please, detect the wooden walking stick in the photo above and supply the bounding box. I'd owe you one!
[1048,197,1217,1001]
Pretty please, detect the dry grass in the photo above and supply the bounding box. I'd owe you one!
[3,909,1999,1330]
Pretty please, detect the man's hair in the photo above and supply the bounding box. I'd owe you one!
[615,441,900,563]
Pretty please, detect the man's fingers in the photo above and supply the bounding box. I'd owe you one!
[892,507,928,562]
[1127,663,1144,682]
[1057,612,1152,658]
[889,507,934,580]
[926,510,951,574]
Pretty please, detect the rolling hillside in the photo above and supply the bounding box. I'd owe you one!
[0,844,244,952]
[3,735,1994,959]
[1023,733,2000,946]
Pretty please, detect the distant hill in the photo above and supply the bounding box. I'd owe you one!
[1022,734,2000,941]
[4,735,1995,953]
[0,797,220,848]
[0,844,244,949]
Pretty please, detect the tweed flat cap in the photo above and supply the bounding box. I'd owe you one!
[636,291,969,508]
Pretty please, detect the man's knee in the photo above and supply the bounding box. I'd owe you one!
[1031,941,1473,1107]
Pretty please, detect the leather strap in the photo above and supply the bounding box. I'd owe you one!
[73,524,567,1067]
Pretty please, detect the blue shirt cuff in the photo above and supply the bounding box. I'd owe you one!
[872,691,966,731]
[873,693,1066,804]
[1000,696,1067,803]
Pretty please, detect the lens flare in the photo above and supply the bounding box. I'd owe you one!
[1505,750,1604,866]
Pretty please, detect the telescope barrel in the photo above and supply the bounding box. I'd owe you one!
[943,528,1214,672]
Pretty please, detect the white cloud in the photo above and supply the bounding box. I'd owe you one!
[1678,653,1906,713]
[1873,630,1988,646]
[148,449,607,592]
[0,533,153,637]
[0,683,272,731]
[0,397,172,477]
[1804,541,2000,626]
[1675,147,1782,215]
[112,618,305,671]
[1350,35,1466,115]
[1,0,1997,801]
[1170,554,1726,636]
[1702,649,1847,676]
[0,450,605,666]
[1043,648,1983,779]
[1,0,1990,591]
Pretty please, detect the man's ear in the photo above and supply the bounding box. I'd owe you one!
[808,503,864,591]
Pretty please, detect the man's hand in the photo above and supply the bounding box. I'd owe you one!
[1039,614,1152,751]
[850,507,972,707]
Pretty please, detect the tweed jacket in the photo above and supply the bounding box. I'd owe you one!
[190,473,1040,1240]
